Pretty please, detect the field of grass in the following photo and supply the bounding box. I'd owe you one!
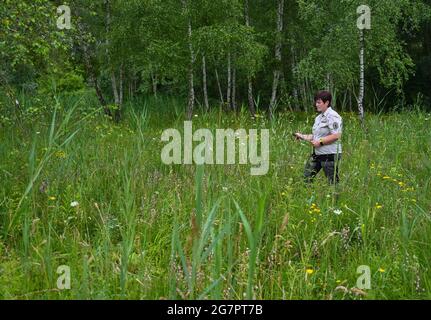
[0,95,430,299]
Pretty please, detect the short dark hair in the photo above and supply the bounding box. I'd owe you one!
[314,91,332,106]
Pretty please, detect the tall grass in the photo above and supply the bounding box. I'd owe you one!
[0,95,430,299]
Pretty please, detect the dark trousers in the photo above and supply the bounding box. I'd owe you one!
[304,153,341,184]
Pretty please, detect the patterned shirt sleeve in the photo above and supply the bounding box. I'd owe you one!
[328,115,342,134]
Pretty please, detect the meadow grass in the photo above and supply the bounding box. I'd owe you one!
[0,95,430,299]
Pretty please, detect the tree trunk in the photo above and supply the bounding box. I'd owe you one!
[247,78,256,116]
[226,53,232,110]
[291,46,298,109]
[120,67,123,105]
[269,0,284,118]
[182,0,195,120]
[111,71,121,122]
[232,65,237,111]
[326,73,331,92]
[111,72,120,105]
[202,54,209,111]
[151,72,158,97]
[215,68,224,106]
[106,0,120,121]
[244,0,256,117]
[358,28,365,126]
[76,20,110,116]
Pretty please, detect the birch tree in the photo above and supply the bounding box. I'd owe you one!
[269,0,284,119]
[182,0,195,120]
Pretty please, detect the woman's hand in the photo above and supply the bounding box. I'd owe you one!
[311,140,321,148]
[294,133,304,140]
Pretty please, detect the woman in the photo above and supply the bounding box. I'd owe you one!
[295,91,342,184]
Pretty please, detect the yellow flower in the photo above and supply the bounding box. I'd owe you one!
[306,269,314,275]
[382,176,391,180]
[336,280,342,283]
[378,267,385,273]
[48,196,56,201]
[55,150,66,159]
[375,203,383,209]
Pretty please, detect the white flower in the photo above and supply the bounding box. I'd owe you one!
[333,209,343,215]
[70,201,79,207]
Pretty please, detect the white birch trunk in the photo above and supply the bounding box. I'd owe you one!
[202,54,209,111]
[215,69,224,105]
[245,0,256,116]
[269,0,284,118]
[227,53,232,110]
[111,72,120,105]
[358,28,365,126]
[232,65,237,111]
[182,0,195,120]
[119,64,123,105]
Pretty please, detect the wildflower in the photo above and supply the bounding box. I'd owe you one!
[333,209,343,216]
[306,268,314,275]
[48,196,56,201]
[398,182,405,187]
[70,201,79,207]
[378,267,385,273]
[382,176,391,180]
[55,150,66,159]
[375,203,383,209]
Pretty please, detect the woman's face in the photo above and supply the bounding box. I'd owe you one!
[315,99,330,113]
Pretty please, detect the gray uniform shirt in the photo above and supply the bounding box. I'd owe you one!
[312,107,342,155]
